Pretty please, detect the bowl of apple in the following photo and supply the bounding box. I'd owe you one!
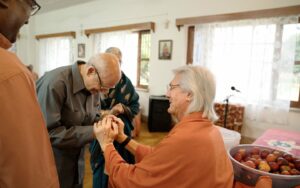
[228,144,300,188]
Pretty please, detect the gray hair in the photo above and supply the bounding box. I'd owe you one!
[87,53,105,70]
[105,47,122,62]
[173,65,218,122]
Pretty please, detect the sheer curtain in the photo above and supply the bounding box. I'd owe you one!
[92,31,138,85]
[38,36,73,76]
[193,16,299,125]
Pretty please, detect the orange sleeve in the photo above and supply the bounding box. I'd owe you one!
[135,144,153,162]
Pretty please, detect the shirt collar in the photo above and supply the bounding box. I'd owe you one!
[179,112,210,125]
[0,33,12,49]
[72,61,86,94]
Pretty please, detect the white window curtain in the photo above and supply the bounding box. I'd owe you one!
[38,36,73,76]
[193,16,299,125]
[92,31,138,85]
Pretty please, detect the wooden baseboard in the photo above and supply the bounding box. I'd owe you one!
[141,115,148,124]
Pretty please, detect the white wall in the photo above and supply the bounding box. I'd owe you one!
[18,0,300,139]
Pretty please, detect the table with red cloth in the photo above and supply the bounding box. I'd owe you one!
[253,128,300,157]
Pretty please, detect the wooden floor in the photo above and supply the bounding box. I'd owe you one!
[82,123,253,187]
[83,123,167,188]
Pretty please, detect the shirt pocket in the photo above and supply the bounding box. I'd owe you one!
[61,108,84,127]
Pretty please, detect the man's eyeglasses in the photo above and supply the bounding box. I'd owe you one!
[30,0,41,16]
[91,65,113,91]
[23,0,41,16]
[167,83,180,91]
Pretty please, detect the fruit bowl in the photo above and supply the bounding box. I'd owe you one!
[228,144,300,188]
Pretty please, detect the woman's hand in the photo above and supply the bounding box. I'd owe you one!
[106,115,127,143]
[93,117,118,151]
[100,110,110,119]
[109,103,124,116]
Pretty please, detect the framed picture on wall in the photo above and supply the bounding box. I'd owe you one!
[159,40,172,60]
[78,43,85,58]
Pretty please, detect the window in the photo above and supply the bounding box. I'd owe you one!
[187,18,300,110]
[92,30,151,89]
[137,31,151,88]
[191,17,300,124]
[37,36,73,76]
[178,6,300,125]
[277,24,300,108]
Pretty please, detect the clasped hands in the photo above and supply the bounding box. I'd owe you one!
[100,103,124,117]
[93,115,126,152]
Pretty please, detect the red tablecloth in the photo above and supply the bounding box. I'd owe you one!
[253,129,300,157]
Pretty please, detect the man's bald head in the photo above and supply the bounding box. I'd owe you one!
[89,53,121,88]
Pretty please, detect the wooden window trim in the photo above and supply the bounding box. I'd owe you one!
[176,5,300,30]
[136,31,150,89]
[186,26,194,65]
[84,22,155,37]
[35,31,76,40]
[290,19,300,108]
[290,61,300,108]
[137,31,142,88]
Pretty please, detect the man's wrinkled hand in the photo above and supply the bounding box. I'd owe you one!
[93,117,118,151]
[110,103,124,116]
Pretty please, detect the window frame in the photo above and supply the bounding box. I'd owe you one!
[182,6,300,108]
[290,60,300,108]
[136,30,151,89]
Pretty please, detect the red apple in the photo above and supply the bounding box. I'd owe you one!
[280,165,291,172]
[237,148,247,158]
[289,162,295,169]
[251,147,260,155]
[268,161,279,172]
[266,154,277,162]
[251,154,260,160]
[294,159,300,170]
[254,158,262,167]
[234,153,243,162]
[259,161,271,172]
[283,153,293,162]
[277,157,289,166]
[243,160,256,169]
[281,170,290,175]
[260,150,270,159]
[289,168,300,175]
[272,150,283,158]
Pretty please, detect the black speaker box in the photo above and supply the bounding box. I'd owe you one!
[148,95,172,132]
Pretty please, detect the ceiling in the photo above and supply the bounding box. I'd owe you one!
[37,0,98,13]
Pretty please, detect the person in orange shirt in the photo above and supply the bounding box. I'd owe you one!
[0,0,59,187]
[94,65,234,188]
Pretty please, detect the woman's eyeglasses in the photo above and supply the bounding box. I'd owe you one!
[167,83,180,91]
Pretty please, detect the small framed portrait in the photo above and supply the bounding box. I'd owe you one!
[159,40,172,60]
[78,43,85,58]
